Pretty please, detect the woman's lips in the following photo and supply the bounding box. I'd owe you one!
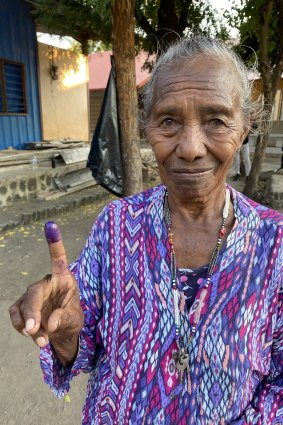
[172,168,213,177]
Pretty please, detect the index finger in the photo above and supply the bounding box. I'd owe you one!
[44,221,69,276]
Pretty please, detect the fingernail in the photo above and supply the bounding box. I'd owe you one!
[36,337,47,347]
[22,329,29,337]
[25,318,35,332]
[44,221,62,244]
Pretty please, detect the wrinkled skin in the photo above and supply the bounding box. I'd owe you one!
[147,57,249,204]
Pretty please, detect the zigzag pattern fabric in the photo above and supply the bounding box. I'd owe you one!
[40,184,283,425]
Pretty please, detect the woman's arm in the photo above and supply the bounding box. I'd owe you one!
[40,218,104,397]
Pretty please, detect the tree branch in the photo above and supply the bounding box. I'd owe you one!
[134,7,157,39]
[258,0,273,91]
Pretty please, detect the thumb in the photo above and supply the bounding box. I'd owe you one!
[44,221,69,277]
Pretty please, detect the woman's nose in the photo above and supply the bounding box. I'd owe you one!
[175,125,207,161]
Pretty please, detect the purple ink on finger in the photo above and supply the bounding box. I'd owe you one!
[44,221,62,243]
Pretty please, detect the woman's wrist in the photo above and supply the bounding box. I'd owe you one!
[50,333,80,367]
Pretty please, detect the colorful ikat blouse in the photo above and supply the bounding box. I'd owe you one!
[41,184,283,424]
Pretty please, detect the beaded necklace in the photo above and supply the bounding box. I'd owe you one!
[163,187,230,382]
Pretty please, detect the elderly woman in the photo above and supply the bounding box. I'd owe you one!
[9,37,282,425]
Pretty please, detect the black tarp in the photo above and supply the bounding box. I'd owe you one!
[87,56,123,196]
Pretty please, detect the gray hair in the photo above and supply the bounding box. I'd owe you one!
[140,36,265,133]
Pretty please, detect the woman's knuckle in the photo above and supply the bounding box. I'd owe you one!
[19,294,36,314]
[9,303,18,316]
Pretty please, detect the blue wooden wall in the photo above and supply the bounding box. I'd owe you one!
[0,0,42,150]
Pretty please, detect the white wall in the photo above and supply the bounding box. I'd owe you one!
[38,42,89,141]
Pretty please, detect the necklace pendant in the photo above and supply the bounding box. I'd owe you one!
[173,348,189,382]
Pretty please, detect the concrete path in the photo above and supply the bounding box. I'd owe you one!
[0,185,111,231]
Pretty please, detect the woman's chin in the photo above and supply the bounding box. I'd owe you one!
[166,180,229,203]
[165,174,220,196]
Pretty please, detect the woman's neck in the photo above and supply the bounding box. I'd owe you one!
[166,185,228,224]
[165,185,235,269]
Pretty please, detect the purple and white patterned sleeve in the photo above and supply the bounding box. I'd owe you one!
[230,224,283,425]
[40,214,104,397]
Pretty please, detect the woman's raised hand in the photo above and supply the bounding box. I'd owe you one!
[9,221,84,365]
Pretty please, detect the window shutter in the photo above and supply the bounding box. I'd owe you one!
[0,59,27,114]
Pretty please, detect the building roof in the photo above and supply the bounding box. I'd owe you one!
[88,50,153,90]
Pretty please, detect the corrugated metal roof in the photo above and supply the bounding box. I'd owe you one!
[88,51,154,91]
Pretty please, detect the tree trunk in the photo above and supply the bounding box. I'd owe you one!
[243,98,274,198]
[111,0,143,196]
[157,0,179,48]
[243,0,282,199]
[243,133,267,198]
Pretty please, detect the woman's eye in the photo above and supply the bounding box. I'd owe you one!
[205,118,230,134]
[161,118,175,128]
[208,118,226,128]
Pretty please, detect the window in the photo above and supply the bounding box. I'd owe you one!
[0,59,27,114]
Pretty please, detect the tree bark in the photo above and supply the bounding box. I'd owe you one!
[244,122,271,198]
[111,0,143,196]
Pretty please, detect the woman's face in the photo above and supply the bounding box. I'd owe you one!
[147,57,248,200]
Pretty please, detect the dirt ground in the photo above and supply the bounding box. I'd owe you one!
[0,196,115,425]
